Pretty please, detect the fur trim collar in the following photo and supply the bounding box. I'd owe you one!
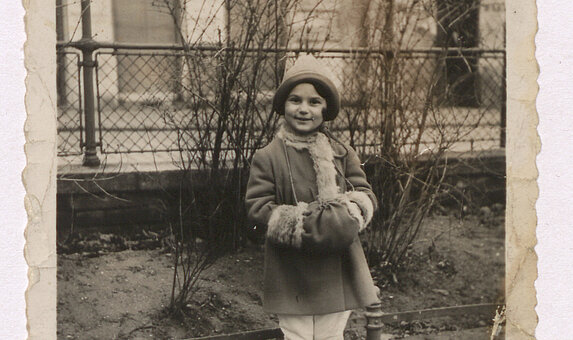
[275,122,320,145]
[277,125,340,201]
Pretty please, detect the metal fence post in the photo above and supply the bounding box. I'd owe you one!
[500,50,507,148]
[78,0,100,166]
[365,301,384,340]
[56,0,67,107]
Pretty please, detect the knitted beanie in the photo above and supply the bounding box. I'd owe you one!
[273,54,340,121]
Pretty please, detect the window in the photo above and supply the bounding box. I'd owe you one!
[112,0,181,97]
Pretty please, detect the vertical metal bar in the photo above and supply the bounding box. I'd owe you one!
[500,51,506,148]
[172,0,184,101]
[80,0,100,166]
[76,54,84,154]
[56,0,67,106]
[365,301,385,340]
[94,52,104,153]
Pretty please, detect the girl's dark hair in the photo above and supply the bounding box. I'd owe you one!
[307,82,347,157]
[310,81,331,101]
[307,81,332,120]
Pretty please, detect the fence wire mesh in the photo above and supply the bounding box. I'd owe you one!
[92,48,282,169]
[57,46,505,164]
[56,49,83,156]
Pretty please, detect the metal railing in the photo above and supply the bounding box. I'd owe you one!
[182,302,500,339]
[56,43,505,162]
[56,2,506,166]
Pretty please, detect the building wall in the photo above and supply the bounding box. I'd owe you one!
[111,0,180,103]
[58,0,228,104]
[182,0,225,43]
[61,0,114,41]
[59,0,118,103]
[57,0,504,107]
[478,0,505,110]
[480,0,505,49]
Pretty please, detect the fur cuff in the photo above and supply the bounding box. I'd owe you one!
[345,191,374,229]
[267,202,309,248]
[343,198,366,232]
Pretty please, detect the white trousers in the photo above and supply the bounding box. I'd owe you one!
[278,310,352,340]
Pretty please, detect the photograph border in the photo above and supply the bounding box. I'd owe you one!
[20,0,540,338]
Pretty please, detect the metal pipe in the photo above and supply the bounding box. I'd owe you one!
[500,51,507,148]
[365,301,384,340]
[79,0,100,166]
[56,0,67,106]
[56,40,505,56]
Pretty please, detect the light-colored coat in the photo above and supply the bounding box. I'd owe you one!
[245,126,379,315]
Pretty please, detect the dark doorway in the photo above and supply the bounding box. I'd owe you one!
[435,0,480,107]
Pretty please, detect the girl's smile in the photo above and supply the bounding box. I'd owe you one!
[284,83,326,135]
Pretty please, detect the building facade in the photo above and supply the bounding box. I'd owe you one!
[57,0,504,102]
[56,0,505,156]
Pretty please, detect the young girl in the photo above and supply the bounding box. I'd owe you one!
[245,54,379,340]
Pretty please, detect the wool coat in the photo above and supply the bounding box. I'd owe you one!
[245,125,379,315]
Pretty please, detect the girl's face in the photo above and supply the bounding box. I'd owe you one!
[284,83,326,135]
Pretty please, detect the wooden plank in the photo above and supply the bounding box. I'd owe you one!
[379,303,500,324]
[186,328,283,340]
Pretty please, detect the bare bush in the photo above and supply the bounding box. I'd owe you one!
[325,0,499,272]
[148,0,502,308]
[155,0,333,313]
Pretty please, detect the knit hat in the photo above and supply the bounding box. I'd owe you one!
[273,54,340,121]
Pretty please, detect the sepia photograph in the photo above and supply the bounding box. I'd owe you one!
[21,0,538,339]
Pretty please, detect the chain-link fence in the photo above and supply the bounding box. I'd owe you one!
[56,49,84,156]
[314,50,505,155]
[56,45,505,162]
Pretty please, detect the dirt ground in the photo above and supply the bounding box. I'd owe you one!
[57,209,505,340]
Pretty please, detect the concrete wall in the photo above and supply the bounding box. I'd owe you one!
[56,151,505,235]
[62,0,114,41]
[183,0,226,43]
[480,0,506,49]
[478,0,506,109]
